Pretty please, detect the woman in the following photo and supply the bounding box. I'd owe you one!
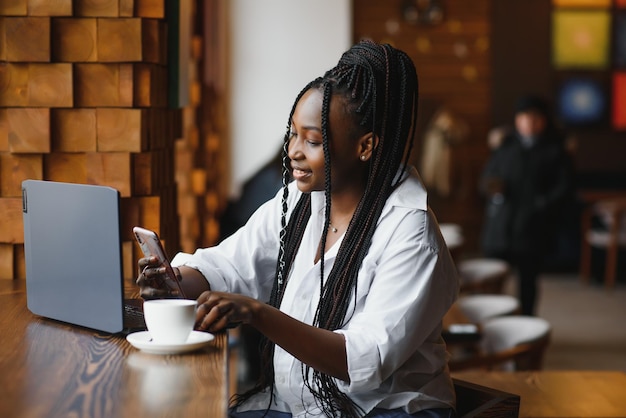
[138,40,458,418]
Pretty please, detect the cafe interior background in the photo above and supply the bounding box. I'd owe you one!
[1,0,625,372]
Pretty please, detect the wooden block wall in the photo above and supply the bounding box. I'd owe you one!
[174,1,228,254]
[0,0,185,280]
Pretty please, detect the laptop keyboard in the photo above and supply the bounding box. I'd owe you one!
[123,303,146,330]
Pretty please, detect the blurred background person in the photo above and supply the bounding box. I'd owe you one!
[480,95,574,316]
[420,107,469,197]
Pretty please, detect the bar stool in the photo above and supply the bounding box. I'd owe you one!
[457,258,511,294]
[449,315,551,372]
[480,315,551,371]
[455,294,520,324]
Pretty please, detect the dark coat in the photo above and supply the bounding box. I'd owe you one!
[480,133,573,258]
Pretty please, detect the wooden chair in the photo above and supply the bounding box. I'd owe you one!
[580,197,626,289]
[453,378,520,418]
[449,316,551,372]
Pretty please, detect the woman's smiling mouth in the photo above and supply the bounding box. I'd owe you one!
[291,166,311,181]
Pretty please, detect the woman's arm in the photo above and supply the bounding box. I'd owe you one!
[137,189,288,300]
[177,266,211,299]
[195,291,349,382]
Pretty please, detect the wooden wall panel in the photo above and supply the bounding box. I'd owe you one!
[4,17,50,62]
[0,198,24,243]
[74,63,133,107]
[0,64,30,107]
[0,109,8,151]
[0,153,42,196]
[86,152,132,196]
[74,0,118,17]
[135,0,166,18]
[141,19,167,64]
[175,13,228,252]
[353,0,493,254]
[28,63,73,106]
[51,18,98,62]
[0,19,5,61]
[28,0,72,16]
[44,153,88,183]
[52,108,97,152]
[134,63,168,107]
[0,2,185,280]
[96,108,146,152]
[0,63,71,107]
[7,108,50,153]
[97,18,142,62]
[0,1,27,16]
[0,244,14,279]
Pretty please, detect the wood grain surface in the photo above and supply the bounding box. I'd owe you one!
[0,280,229,418]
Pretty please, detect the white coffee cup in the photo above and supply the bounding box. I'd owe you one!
[143,299,197,344]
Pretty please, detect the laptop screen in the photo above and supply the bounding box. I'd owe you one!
[22,180,127,333]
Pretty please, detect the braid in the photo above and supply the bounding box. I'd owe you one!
[308,41,419,417]
[231,41,419,418]
[318,81,333,297]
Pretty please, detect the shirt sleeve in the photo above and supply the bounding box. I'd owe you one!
[334,207,459,393]
[171,186,295,302]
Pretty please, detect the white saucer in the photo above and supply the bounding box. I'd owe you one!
[126,331,215,355]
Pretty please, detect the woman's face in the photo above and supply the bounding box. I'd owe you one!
[288,88,365,194]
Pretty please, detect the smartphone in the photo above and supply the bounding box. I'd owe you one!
[133,226,185,298]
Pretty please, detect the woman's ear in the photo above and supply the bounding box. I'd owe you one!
[357,133,379,162]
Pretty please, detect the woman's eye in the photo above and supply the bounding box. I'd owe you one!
[307,140,321,146]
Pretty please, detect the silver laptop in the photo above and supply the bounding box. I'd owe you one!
[22,180,145,333]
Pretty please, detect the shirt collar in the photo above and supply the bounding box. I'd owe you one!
[387,165,428,211]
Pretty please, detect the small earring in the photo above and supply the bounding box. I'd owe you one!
[360,155,366,161]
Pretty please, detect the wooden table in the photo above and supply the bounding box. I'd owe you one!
[452,370,626,417]
[0,280,229,418]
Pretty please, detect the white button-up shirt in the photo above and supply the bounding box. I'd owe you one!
[171,167,459,416]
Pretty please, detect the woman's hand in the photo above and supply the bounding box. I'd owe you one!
[136,256,179,299]
[195,291,260,332]
[195,290,349,380]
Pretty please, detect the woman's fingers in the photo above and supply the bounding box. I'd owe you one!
[140,286,171,299]
[195,293,236,331]
[136,256,172,298]
[137,257,160,285]
[137,256,158,272]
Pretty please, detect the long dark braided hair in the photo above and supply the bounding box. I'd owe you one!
[231,40,419,417]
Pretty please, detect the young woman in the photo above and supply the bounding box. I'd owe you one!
[138,40,458,418]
